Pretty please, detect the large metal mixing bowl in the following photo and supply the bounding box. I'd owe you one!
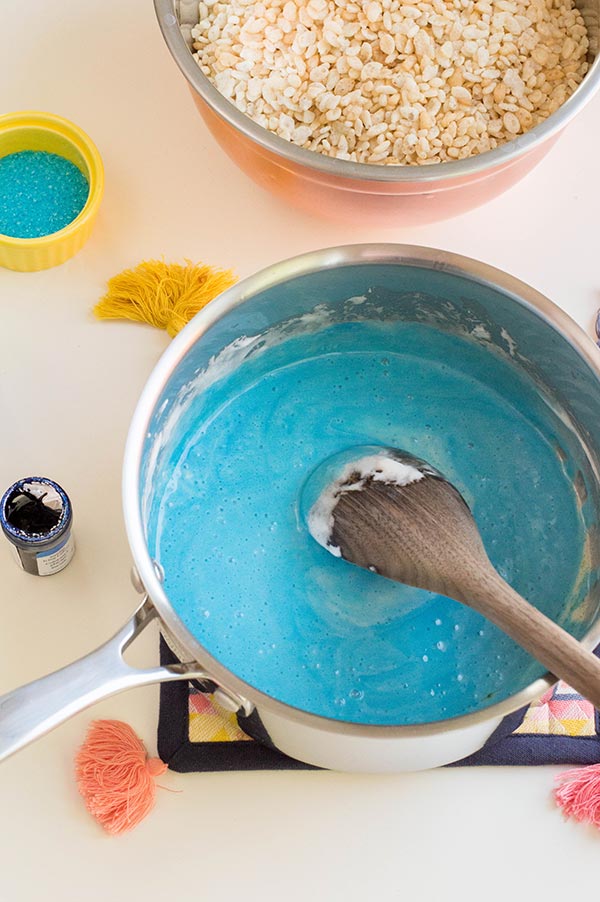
[155,0,600,224]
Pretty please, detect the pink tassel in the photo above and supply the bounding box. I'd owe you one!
[75,720,167,835]
[555,764,600,828]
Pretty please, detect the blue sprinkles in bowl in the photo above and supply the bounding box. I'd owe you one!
[0,150,89,239]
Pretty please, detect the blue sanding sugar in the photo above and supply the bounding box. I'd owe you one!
[0,150,90,239]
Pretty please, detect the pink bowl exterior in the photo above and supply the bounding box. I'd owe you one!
[191,89,558,226]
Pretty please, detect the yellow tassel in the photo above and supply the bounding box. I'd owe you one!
[94,259,237,338]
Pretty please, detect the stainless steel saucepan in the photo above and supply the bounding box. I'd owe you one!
[2,244,600,772]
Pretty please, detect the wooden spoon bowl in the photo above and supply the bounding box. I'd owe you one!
[304,445,600,708]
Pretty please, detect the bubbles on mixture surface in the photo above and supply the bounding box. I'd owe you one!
[154,320,587,726]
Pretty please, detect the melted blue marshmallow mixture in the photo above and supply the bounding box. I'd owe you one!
[150,320,590,725]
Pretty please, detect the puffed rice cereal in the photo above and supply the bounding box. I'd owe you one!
[190,0,589,164]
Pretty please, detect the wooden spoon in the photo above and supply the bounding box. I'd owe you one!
[304,445,600,708]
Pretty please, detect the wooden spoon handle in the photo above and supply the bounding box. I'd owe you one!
[456,568,600,709]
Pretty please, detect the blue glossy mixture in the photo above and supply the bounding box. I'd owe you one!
[152,321,590,725]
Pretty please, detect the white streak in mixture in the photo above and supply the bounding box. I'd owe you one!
[308,454,424,555]
[500,327,518,357]
[470,324,491,341]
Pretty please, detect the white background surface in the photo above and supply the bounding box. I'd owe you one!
[1,0,600,898]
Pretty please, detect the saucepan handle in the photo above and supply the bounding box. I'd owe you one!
[0,596,214,763]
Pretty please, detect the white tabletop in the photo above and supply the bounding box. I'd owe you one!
[2,0,600,898]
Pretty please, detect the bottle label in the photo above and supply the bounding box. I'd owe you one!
[36,532,75,576]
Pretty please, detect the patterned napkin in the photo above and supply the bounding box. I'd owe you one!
[157,638,600,772]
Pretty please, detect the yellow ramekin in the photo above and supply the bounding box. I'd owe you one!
[0,111,104,272]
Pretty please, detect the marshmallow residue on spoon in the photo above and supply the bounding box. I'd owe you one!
[307,452,424,557]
